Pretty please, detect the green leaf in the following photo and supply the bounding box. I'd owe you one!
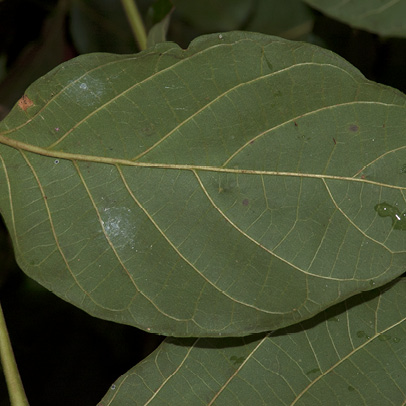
[146,6,174,48]
[303,0,406,38]
[171,0,255,31]
[0,32,405,337]
[69,0,138,54]
[246,0,315,40]
[100,279,406,405]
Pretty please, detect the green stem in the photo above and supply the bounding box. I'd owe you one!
[121,0,147,51]
[0,300,29,406]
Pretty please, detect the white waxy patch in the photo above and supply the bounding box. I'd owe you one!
[102,207,135,248]
[67,76,106,106]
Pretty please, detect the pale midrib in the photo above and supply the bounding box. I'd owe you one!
[0,133,404,191]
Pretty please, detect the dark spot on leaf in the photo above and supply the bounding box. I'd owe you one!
[18,95,34,111]
[332,137,336,144]
[347,386,355,392]
[249,140,255,144]
[242,199,249,206]
[349,124,359,132]
[306,368,320,376]
[230,356,245,365]
[356,330,366,338]
[143,125,155,136]
[294,121,298,127]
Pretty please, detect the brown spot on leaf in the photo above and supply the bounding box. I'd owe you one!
[18,95,34,111]
[349,124,359,132]
[242,199,249,206]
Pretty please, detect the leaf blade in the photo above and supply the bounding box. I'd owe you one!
[0,32,405,336]
[100,280,406,405]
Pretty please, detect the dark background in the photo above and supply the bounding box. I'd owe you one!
[0,1,405,404]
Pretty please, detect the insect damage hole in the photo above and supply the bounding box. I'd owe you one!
[18,95,34,111]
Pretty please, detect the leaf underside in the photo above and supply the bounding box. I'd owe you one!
[100,279,406,405]
[0,32,405,337]
[303,0,406,38]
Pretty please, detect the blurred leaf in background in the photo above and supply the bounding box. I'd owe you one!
[0,0,68,117]
[69,0,137,54]
[303,0,406,38]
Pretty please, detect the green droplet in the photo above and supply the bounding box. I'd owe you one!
[356,330,365,338]
[347,386,355,392]
[306,368,320,376]
[400,164,406,174]
[378,334,391,341]
[374,202,406,230]
[393,337,401,343]
[369,280,376,287]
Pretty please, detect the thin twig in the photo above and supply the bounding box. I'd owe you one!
[0,300,29,406]
[120,0,147,51]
